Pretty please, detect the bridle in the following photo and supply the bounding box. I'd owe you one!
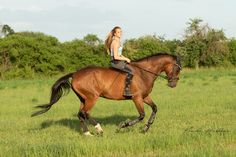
[132,63,182,81]
[167,63,182,81]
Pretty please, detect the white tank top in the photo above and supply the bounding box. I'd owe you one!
[110,46,123,56]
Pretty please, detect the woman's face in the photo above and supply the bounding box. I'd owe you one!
[114,28,122,38]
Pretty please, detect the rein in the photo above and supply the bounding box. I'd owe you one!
[131,64,168,80]
[131,64,180,81]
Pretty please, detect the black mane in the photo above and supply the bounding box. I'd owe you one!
[133,52,178,62]
[133,52,182,69]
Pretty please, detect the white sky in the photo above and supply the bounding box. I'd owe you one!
[0,0,235,42]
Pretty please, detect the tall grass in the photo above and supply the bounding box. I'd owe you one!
[0,69,235,157]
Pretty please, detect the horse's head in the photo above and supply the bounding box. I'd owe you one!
[165,56,182,88]
[132,53,182,88]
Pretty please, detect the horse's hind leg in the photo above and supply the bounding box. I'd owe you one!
[119,96,145,128]
[143,96,158,132]
[87,114,103,134]
[78,98,103,135]
[77,107,91,135]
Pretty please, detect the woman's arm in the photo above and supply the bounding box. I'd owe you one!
[121,55,131,63]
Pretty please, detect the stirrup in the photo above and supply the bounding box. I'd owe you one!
[123,93,132,97]
[123,90,132,97]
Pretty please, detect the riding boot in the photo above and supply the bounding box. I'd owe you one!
[123,74,133,97]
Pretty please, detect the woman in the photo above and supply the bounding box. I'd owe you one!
[105,26,133,97]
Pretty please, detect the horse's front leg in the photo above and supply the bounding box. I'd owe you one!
[143,96,158,132]
[119,96,145,128]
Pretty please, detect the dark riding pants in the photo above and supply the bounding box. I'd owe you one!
[110,60,133,75]
[110,60,133,96]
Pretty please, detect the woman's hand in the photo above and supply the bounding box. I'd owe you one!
[126,58,131,63]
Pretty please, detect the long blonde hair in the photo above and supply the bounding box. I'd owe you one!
[105,26,121,54]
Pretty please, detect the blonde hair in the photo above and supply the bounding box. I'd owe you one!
[105,26,121,54]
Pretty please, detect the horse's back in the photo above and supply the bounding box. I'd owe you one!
[74,65,126,76]
[71,66,127,99]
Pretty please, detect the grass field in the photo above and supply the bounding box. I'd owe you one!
[0,69,236,157]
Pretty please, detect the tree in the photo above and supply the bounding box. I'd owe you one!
[60,37,109,72]
[185,18,204,37]
[0,32,65,79]
[123,35,170,60]
[177,18,229,68]
[228,39,236,66]
[83,34,102,46]
[2,24,15,36]
[200,29,229,66]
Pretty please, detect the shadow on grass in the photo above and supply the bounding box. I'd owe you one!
[40,119,81,132]
[40,114,137,132]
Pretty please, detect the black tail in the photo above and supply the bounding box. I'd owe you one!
[31,73,74,117]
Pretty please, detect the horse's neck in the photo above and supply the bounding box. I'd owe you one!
[132,58,165,74]
[131,60,161,84]
[132,60,152,70]
[147,56,172,74]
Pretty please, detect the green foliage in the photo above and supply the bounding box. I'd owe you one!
[83,34,102,46]
[200,29,229,67]
[228,39,236,65]
[0,32,110,79]
[123,35,170,60]
[1,19,236,79]
[177,18,230,68]
[164,39,182,54]
[60,39,109,71]
[0,32,65,79]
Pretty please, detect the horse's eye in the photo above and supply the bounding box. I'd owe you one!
[173,66,179,72]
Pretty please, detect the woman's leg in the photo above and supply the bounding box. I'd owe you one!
[123,64,133,96]
[111,60,133,96]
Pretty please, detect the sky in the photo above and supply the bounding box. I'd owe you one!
[0,0,235,42]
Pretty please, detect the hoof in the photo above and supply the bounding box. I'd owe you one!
[84,131,93,136]
[95,123,103,134]
[143,125,150,133]
[118,122,128,129]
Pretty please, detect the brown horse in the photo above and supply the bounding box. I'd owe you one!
[32,53,182,135]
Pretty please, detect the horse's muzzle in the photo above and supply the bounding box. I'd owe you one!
[168,82,177,88]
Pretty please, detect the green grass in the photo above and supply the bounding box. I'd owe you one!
[0,69,236,157]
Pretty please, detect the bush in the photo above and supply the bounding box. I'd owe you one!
[0,26,236,80]
[228,39,236,66]
[0,32,65,79]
